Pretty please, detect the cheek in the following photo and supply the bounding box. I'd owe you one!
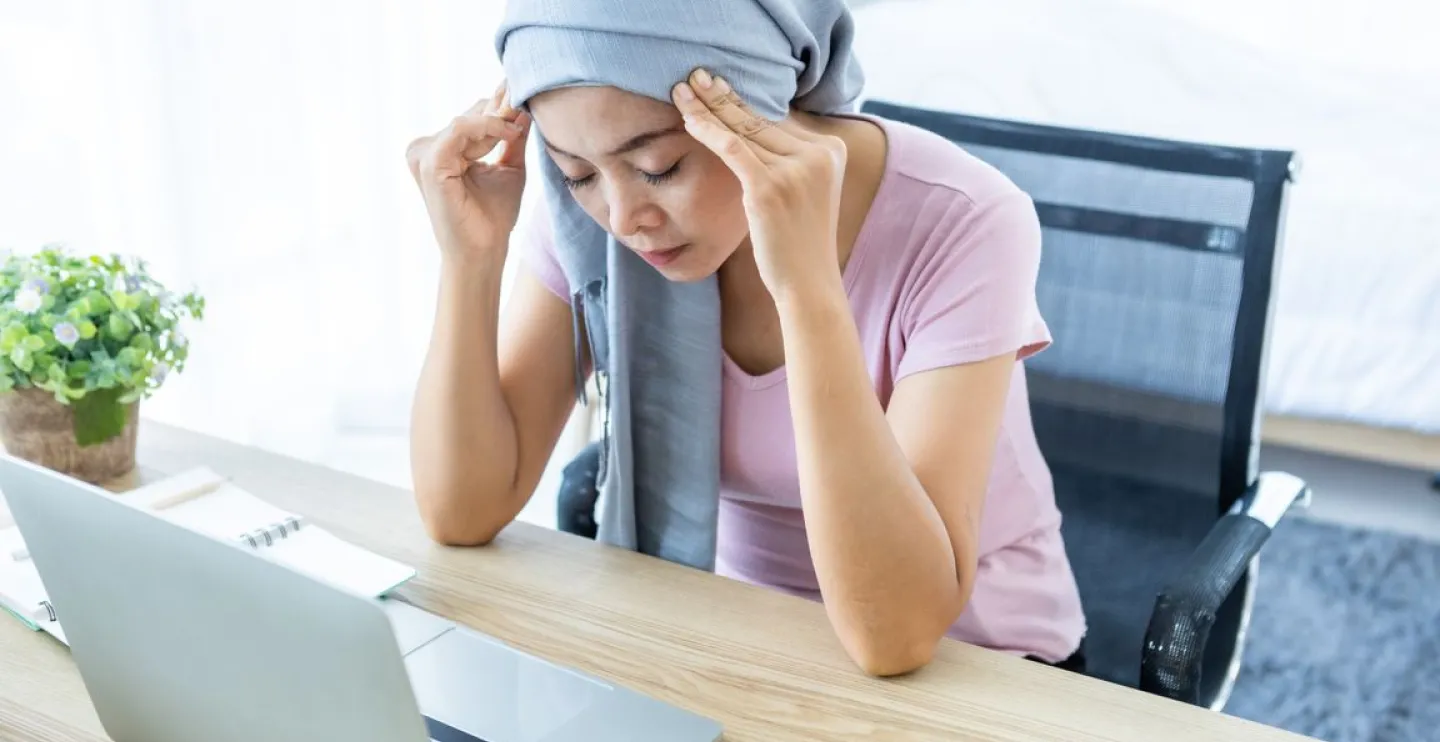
[673,158,746,235]
[572,190,610,228]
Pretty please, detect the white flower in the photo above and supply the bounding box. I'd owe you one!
[170,327,187,348]
[13,288,42,314]
[150,362,169,384]
[53,322,79,348]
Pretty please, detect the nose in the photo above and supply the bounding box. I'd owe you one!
[604,180,662,239]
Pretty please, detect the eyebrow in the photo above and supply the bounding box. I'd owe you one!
[545,124,686,160]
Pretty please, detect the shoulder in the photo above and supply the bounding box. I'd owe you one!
[872,115,1031,211]
[852,117,1050,375]
[855,116,1043,296]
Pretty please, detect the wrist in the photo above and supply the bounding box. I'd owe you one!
[772,268,847,315]
[440,250,507,284]
[438,253,507,311]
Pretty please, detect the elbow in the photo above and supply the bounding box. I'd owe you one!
[837,610,949,677]
[421,516,500,548]
[847,633,940,678]
[839,578,973,678]
[413,484,506,548]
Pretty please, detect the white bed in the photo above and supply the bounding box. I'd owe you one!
[849,0,1440,434]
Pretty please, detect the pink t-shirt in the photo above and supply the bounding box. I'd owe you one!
[520,115,1086,662]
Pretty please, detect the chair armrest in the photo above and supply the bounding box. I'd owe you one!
[1139,472,1311,705]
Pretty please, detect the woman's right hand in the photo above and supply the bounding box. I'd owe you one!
[406,80,532,263]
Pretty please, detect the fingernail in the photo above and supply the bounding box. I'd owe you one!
[674,83,695,102]
[693,69,713,89]
[506,120,524,132]
[714,76,731,94]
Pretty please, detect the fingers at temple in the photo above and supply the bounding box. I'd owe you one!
[673,82,771,182]
[683,69,800,156]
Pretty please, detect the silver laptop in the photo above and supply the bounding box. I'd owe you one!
[0,454,722,742]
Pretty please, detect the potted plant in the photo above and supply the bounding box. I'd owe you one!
[0,246,204,483]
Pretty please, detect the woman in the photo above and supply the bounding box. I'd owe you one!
[406,0,1085,677]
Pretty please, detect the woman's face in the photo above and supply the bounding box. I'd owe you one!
[527,85,749,281]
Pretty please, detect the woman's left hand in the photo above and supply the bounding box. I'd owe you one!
[672,69,847,301]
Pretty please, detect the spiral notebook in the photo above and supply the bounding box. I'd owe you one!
[0,467,416,646]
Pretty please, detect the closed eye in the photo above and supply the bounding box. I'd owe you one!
[641,159,683,185]
[560,173,595,190]
[559,158,684,191]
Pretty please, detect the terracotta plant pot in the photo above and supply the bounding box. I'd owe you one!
[0,388,139,484]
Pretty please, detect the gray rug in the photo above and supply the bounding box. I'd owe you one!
[1225,516,1440,741]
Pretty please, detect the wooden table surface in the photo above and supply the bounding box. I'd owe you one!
[0,421,1316,741]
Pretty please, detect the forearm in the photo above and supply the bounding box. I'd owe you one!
[776,277,965,674]
[410,255,521,545]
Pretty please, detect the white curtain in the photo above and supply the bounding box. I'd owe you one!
[2,1,549,490]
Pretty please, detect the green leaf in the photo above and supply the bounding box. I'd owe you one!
[23,334,45,352]
[107,313,133,340]
[85,291,112,314]
[67,360,91,379]
[9,347,31,373]
[0,375,13,392]
[78,320,96,339]
[72,386,129,445]
[0,323,25,350]
[130,332,155,352]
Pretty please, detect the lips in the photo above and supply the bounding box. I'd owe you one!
[635,244,689,268]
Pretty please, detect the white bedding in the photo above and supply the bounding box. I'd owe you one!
[850,0,1440,433]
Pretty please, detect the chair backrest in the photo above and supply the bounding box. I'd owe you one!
[861,99,1296,689]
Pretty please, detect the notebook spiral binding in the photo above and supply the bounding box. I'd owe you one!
[236,516,306,550]
[40,600,56,622]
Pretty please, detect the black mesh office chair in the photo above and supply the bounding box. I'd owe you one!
[859,100,1311,708]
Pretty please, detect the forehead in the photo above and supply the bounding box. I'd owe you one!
[527,85,681,157]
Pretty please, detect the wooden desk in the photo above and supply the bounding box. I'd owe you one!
[1,422,1315,741]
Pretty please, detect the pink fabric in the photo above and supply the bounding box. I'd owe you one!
[519,115,1086,662]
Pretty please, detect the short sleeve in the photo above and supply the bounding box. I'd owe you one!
[894,192,1051,382]
[514,199,570,300]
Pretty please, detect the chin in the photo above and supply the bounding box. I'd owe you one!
[656,264,715,283]
[653,245,727,283]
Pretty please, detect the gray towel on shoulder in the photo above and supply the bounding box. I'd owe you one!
[495,0,864,570]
